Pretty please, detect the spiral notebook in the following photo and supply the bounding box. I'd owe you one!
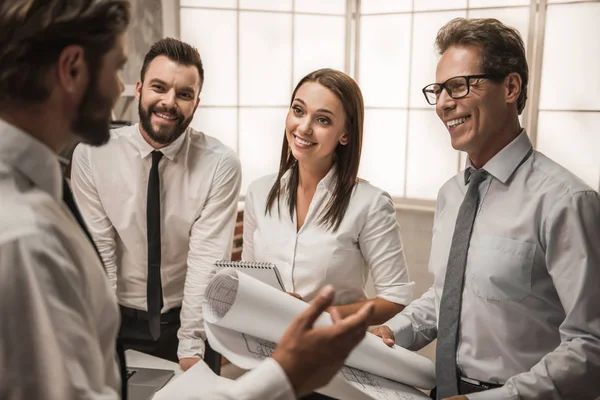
[214,260,286,291]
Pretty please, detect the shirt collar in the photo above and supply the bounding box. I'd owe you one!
[281,163,338,193]
[132,123,187,161]
[0,118,62,200]
[464,129,532,185]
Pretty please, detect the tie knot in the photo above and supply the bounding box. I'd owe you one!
[469,169,487,186]
[151,150,163,166]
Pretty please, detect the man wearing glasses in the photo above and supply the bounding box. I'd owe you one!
[371,18,600,400]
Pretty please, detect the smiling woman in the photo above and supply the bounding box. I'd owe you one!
[241,68,414,331]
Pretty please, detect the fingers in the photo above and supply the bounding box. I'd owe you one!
[369,326,395,347]
[330,306,342,324]
[292,285,335,331]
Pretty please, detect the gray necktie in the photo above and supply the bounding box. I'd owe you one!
[436,169,488,399]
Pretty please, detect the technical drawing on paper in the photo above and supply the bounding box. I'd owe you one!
[242,334,276,359]
[341,366,427,400]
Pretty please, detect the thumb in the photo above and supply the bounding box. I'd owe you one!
[292,285,335,331]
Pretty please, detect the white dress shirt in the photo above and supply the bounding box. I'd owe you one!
[243,166,413,306]
[0,118,297,400]
[0,119,121,399]
[386,130,600,399]
[71,123,241,359]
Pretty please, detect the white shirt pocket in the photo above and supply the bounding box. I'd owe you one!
[467,235,536,302]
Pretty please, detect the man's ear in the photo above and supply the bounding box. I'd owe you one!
[193,95,201,112]
[504,72,522,106]
[135,80,142,101]
[56,45,87,97]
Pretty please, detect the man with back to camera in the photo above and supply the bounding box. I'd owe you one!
[71,37,237,372]
[371,18,600,400]
[0,1,376,399]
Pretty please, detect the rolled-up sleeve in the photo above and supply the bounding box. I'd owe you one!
[359,191,413,306]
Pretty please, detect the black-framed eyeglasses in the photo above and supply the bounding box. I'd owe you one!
[421,74,505,105]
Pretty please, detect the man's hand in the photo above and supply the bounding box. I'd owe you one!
[368,325,395,347]
[444,396,468,400]
[179,357,201,372]
[273,285,375,397]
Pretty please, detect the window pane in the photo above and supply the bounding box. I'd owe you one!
[190,107,238,153]
[360,0,411,14]
[409,10,466,108]
[180,0,236,8]
[295,0,346,15]
[240,0,292,11]
[413,0,467,11]
[293,15,346,84]
[537,111,600,191]
[406,110,458,200]
[180,9,237,106]
[467,7,529,50]
[539,3,600,110]
[359,109,408,197]
[238,108,289,194]
[469,0,529,6]
[359,14,412,107]
[239,12,292,106]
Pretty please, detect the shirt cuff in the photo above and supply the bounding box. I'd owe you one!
[231,358,295,400]
[467,385,519,400]
[177,338,206,360]
[383,313,415,349]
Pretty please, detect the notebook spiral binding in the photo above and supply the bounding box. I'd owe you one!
[214,260,275,270]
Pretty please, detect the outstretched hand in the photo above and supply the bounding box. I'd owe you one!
[273,285,375,396]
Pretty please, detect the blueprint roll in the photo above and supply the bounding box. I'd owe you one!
[203,268,436,391]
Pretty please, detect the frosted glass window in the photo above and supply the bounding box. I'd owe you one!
[180,0,236,8]
[413,0,467,11]
[359,14,412,108]
[293,15,345,84]
[548,0,594,3]
[180,9,237,106]
[239,108,289,193]
[190,107,238,153]
[537,111,600,191]
[239,13,292,106]
[469,0,529,6]
[539,3,600,110]
[406,110,459,200]
[295,0,346,15]
[239,0,292,11]
[467,7,529,50]
[409,10,466,107]
[360,0,412,14]
[359,109,408,197]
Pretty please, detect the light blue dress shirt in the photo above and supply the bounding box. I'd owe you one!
[386,130,600,399]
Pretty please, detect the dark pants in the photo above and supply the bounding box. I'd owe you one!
[430,377,503,399]
[119,305,221,374]
[299,393,336,399]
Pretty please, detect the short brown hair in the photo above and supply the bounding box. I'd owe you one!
[140,38,205,92]
[265,68,364,232]
[0,0,130,107]
[436,18,529,114]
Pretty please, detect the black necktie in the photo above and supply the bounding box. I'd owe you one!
[147,151,164,341]
[62,178,128,400]
[435,169,487,399]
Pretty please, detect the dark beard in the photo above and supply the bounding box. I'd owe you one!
[71,67,113,147]
[138,92,193,145]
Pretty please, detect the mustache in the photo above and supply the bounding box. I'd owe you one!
[150,105,182,120]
